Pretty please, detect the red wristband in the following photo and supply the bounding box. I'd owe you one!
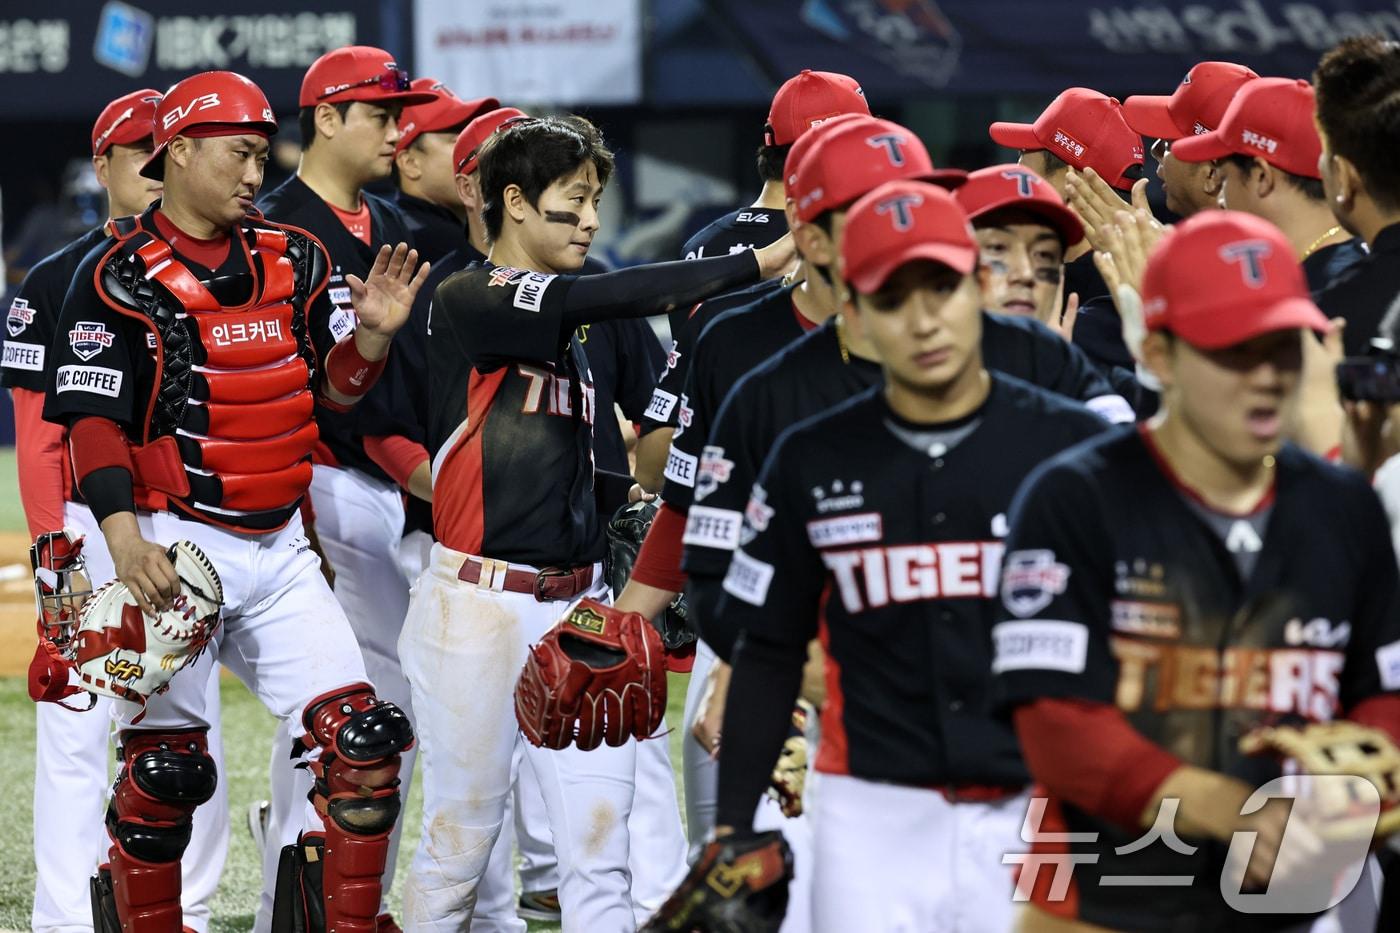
[69,417,134,485]
[631,503,688,592]
[323,336,387,405]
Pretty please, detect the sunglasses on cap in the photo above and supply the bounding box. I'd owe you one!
[318,66,412,101]
[455,115,540,173]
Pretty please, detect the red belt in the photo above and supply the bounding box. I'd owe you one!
[457,557,595,603]
[936,783,1023,804]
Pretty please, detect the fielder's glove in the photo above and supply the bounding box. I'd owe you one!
[1241,720,1400,840]
[72,540,223,717]
[641,831,793,933]
[605,499,695,651]
[515,598,667,750]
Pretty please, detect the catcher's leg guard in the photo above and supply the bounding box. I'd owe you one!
[104,729,218,933]
[277,683,414,933]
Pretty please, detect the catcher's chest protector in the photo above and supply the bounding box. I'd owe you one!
[97,216,323,530]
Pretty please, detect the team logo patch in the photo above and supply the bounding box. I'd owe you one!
[56,365,123,397]
[68,321,115,361]
[489,266,527,287]
[694,445,734,501]
[675,394,693,437]
[7,298,34,337]
[665,340,682,371]
[811,479,864,513]
[1285,617,1351,649]
[1000,549,1070,618]
[2,341,44,372]
[741,485,774,546]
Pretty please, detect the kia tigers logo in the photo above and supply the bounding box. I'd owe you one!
[866,132,909,166]
[1219,240,1273,287]
[1000,168,1037,198]
[874,192,924,231]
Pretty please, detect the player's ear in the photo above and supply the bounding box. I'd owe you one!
[454,172,475,211]
[167,136,195,173]
[313,102,343,142]
[1331,153,1362,211]
[394,147,418,182]
[92,154,111,190]
[502,183,528,225]
[1254,158,1276,198]
[1141,330,1174,389]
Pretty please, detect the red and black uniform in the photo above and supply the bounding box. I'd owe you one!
[712,377,1106,827]
[425,251,762,567]
[42,203,349,532]
[992,428,1400,930]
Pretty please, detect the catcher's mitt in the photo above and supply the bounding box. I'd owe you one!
[767,702,812,818]
[515,598,667,751]
[605,499,695,651]
[641,831,793,933]
[1240,720,1400,840]
[72,540,223,713]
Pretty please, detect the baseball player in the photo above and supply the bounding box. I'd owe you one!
[1170,77,1365,296]
[392,78,497,263]
[1315,38,1400,355]
[4,88,228,933]
[41,71,427,933]
[992,210,1400,931]
[398,114,792,930]
[636,69,873,492]
[1121,61,1259,219]
[255,46,436,928]
[646,179,1109,933]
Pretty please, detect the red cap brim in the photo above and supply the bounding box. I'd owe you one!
[1169,129,1235,165]
[848,242,979,294]
[966,195,1085,247]
[1121,96,1187,141]
[988,122,1041,151]
[1166,296,1332,349]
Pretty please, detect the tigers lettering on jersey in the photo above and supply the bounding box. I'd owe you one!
[516,364,596,423]
[822,542,1004,613]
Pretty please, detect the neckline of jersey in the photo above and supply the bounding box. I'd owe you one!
[1137,424,1278,519]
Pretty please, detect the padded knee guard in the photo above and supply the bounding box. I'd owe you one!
[103,729,217,933]
[277,683,414,933]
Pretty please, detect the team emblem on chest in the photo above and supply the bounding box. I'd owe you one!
[69,321,115,361]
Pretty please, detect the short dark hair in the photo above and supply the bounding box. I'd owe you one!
[478,115,615,240]
[298,102,352,151]
[1222,153,1325,201]
[1315,36,1400,211]
[755,143,789,183]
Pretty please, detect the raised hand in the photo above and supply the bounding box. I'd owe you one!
[347,243,432,340]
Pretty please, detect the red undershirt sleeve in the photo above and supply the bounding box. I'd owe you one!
[363,434,429,493]
[12,388,67,539]
[629,502,688,592]
[1014,697,1183,834]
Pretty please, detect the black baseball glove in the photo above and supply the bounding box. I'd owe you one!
[640,831,793,933]
[604,498,695,651]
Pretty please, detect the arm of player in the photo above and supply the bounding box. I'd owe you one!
[363,434,432,502]
[11,388,67,539]
[634,429,672,494]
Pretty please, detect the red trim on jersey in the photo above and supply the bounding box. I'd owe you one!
[364,435,429,492]
[1348,693,1400,747]
[328,200,372,246]
[434,368,508,554]
[152,210,232,269]
[630,503,687,591]
[813,583,850,776]
[69,417,134,485]
[1013,697,1182,833]
[792,299,820,332]
[1138,424,1277,517]
[12,388,67,538]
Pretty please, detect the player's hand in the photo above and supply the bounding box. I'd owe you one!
[628,483,656,504]
[692,660,732,758]
[800,640,826,708]
[755,233,798,280]
[104,520,179,615]
[348,243,432,341]
[1066,168,1151,251]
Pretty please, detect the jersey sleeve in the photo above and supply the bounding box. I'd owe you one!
[991,456,1121,710]
[431,267,575,371]
[714,433,826,650]
[2,261,62,391]
[42,250,147,428]
[609,317,666,423]
[658,320,721,512]
[641,308,699,434]
[1339,474,1400,710]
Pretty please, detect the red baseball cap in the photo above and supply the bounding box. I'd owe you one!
[765,69,871,146]
[782,112,865,188]
[954,164,1084,246]
[299,46,438,109]
[842,180,978,294]
[1142,211,1329,349]
[988,88,1144,190]
[396,78,499,155]
[788,116,961,224]
[453,107,530,175]
[1122,62,1260,141]
[1170,78,1323,180]
[92,89,162,156]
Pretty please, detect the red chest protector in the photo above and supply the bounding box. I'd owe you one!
[95,210,329,533]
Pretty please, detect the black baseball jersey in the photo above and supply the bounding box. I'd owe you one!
[644,278,784,436]
[717,376,1106,785]
[1317,222,1400,355]
[673,206,788,341]
[257,175,416,482]
[3,225,109,393]
[659,283,815,513]
[1302,237,1367,296]
[992,428,1400,930]
[393,191,464,264]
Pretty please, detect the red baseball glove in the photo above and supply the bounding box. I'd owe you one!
[515,598,667,751]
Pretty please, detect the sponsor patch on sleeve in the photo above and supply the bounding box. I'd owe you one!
[694,445,733,501]
[55,364,123,397]
[1,341,44,371]
[328,308,356,343]
[991,620,1089,674]
[663,447,698,487]
[1087,393,1135,424]
[1377,640,1400,691]
[1001,549,1071,618]
[644,388,678,423]
[723,549,775,606]
[513,272,555,312]
[683,505,744,551]
[806,513,883,548]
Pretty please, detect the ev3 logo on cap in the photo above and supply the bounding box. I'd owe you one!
[1219,240,1273,288]
[875,192,924,231]
[163,93,222,130]
[866,132,909,166]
